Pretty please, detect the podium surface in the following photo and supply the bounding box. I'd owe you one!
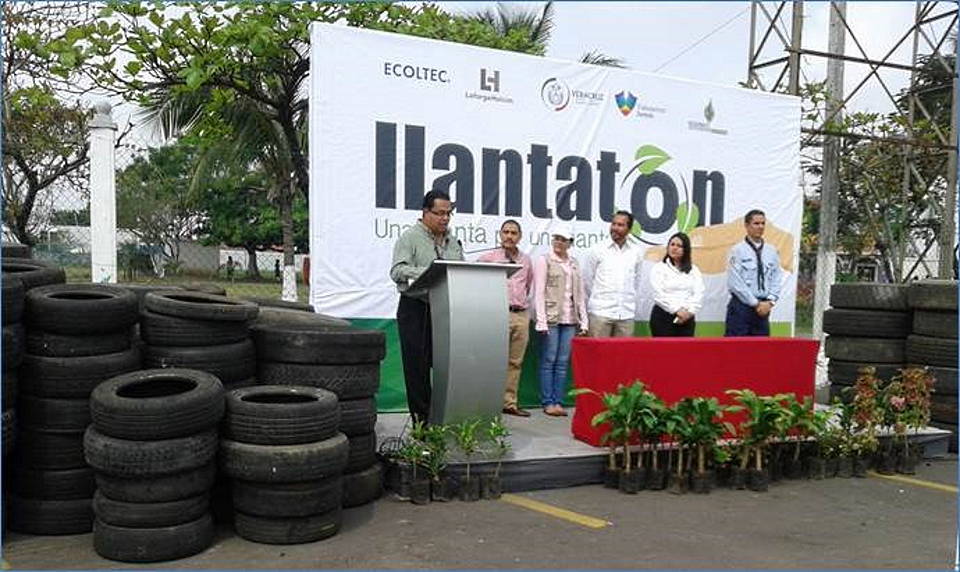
[410,260,519,424]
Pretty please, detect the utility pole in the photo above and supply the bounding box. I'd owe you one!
[811,2,846,342]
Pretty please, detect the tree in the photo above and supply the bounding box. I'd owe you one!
[2,3,98,245]
[116,142,203,275]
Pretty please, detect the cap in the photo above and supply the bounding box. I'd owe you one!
[550,221,575,241]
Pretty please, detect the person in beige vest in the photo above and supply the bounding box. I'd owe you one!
[532,222,588,417]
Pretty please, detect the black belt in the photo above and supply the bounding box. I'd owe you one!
[509,305,527,312]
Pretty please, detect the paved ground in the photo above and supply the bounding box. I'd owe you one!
[3,457,957,570]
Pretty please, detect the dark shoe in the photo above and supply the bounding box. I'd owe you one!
[502,407,531,417]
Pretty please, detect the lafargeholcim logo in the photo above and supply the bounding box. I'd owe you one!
[540,77,570,111]
[617,144,725,245]
[480,69,500,92]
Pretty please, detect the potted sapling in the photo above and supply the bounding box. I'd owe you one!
[726,389,790,492]
[452,418,482,501]
[676,397,733,494]
[482,415,511,499]
[422,423,455,502]
[642,400,669,490]
[805,406,833,480]
[781,395,816,479]
[570,387,625,489]
[398,435,431,505]
[615,382,653,494]
[663,402,692,494]
[890,367,934,474]
[850,368,882,477]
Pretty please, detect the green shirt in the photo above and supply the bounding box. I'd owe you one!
[390,220,464,301]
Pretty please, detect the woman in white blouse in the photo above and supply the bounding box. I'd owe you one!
[649,232,704,337]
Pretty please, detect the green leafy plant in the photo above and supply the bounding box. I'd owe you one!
[726,389,791,472]
[421,423,450,482]
[676,397,734,475]
[485,415,511,479]
[451,418,482,481]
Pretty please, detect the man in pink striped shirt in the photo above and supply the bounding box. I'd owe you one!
[478,220,533,417]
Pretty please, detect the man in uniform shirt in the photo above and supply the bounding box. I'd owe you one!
[478,220,533,417]
[724,209,782,336]
[389,190,464,424]
[582,210,643,337]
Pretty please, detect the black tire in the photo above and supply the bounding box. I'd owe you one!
[830,283,909,311]
[253,307,351,329]
[140,309,250,347]
[233,508,341,545]
[8,495,93,535]
[144,291,258,322]
[3,407,15,456]
[342,463,383,508]
[252,324,385,365]
[3,323,24,368]
[84,427,218,478]
[2,241,32,259]
[223,377,258,392]
[3,367,16,404]
[91,368,224,440]
[242,297,316,314]
[26,283,138,335]
[345,432,377,473]
[2,259,65,290]
[143,340,256,385]
[824,336,905,364]
[224,385,339,446]
[93,513,214,563]
[339,398,377,437]
[822,309,910,339]
[826,360,903,386]
[26,328,132,358]
[14,428,85,469]
[2,276,25,325]
[19,347,142,398]
[908,279,958,311]
[18,394,90,432]
[906,335,958,368]
[921,366,959,395]
[116,284,183,311]
[13,467,96,500]
[257,362,380,400]
[231,477,342,517]
[181,282,227,296]
[219,433,349,483]
[95,462,216,503]
[93,490,210,528]
[912,310,958,339]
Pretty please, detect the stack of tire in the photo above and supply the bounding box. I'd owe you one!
[220,384,348,544]
[10,282,141,536]
[825,283,910,402]
[907,279,958,451]
[2,275,25,461]
[85,368,223,563]
[140,291,259,391]
[252,314,386,509]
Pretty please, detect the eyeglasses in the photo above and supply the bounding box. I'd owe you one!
[429,209,453,218]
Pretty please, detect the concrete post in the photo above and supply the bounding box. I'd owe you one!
[89,102,118,283]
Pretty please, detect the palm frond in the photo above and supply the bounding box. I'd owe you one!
[580,50,626,68]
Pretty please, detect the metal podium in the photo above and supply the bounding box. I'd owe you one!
[408,259,520,425]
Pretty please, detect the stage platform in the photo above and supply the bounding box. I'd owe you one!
[374,408,953,493]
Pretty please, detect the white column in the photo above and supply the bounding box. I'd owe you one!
[89,101,118,283]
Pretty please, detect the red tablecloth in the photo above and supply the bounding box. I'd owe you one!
[570,337,820,446]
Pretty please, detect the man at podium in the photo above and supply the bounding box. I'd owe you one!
[389,190,465,424]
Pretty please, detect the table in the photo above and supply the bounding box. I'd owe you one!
[570,337,820,447]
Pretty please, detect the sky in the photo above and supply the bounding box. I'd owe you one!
[443,1,950,115]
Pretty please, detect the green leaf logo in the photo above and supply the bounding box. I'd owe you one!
[675,202,700,233]
[633,144,671,175]
[630,220,642,238]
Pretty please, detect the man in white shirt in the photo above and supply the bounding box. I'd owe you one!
[581,210,643,337]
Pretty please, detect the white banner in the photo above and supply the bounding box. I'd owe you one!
[310,23,802,328]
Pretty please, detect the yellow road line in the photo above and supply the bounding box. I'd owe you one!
[867,470,959,493]
[500,493,611,529]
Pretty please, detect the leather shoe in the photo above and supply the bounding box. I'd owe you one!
[502,406,531,417]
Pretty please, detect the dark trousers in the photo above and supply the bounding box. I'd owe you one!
[649,305,696,337]
[724,297,770,336]
[397,295,432,424]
